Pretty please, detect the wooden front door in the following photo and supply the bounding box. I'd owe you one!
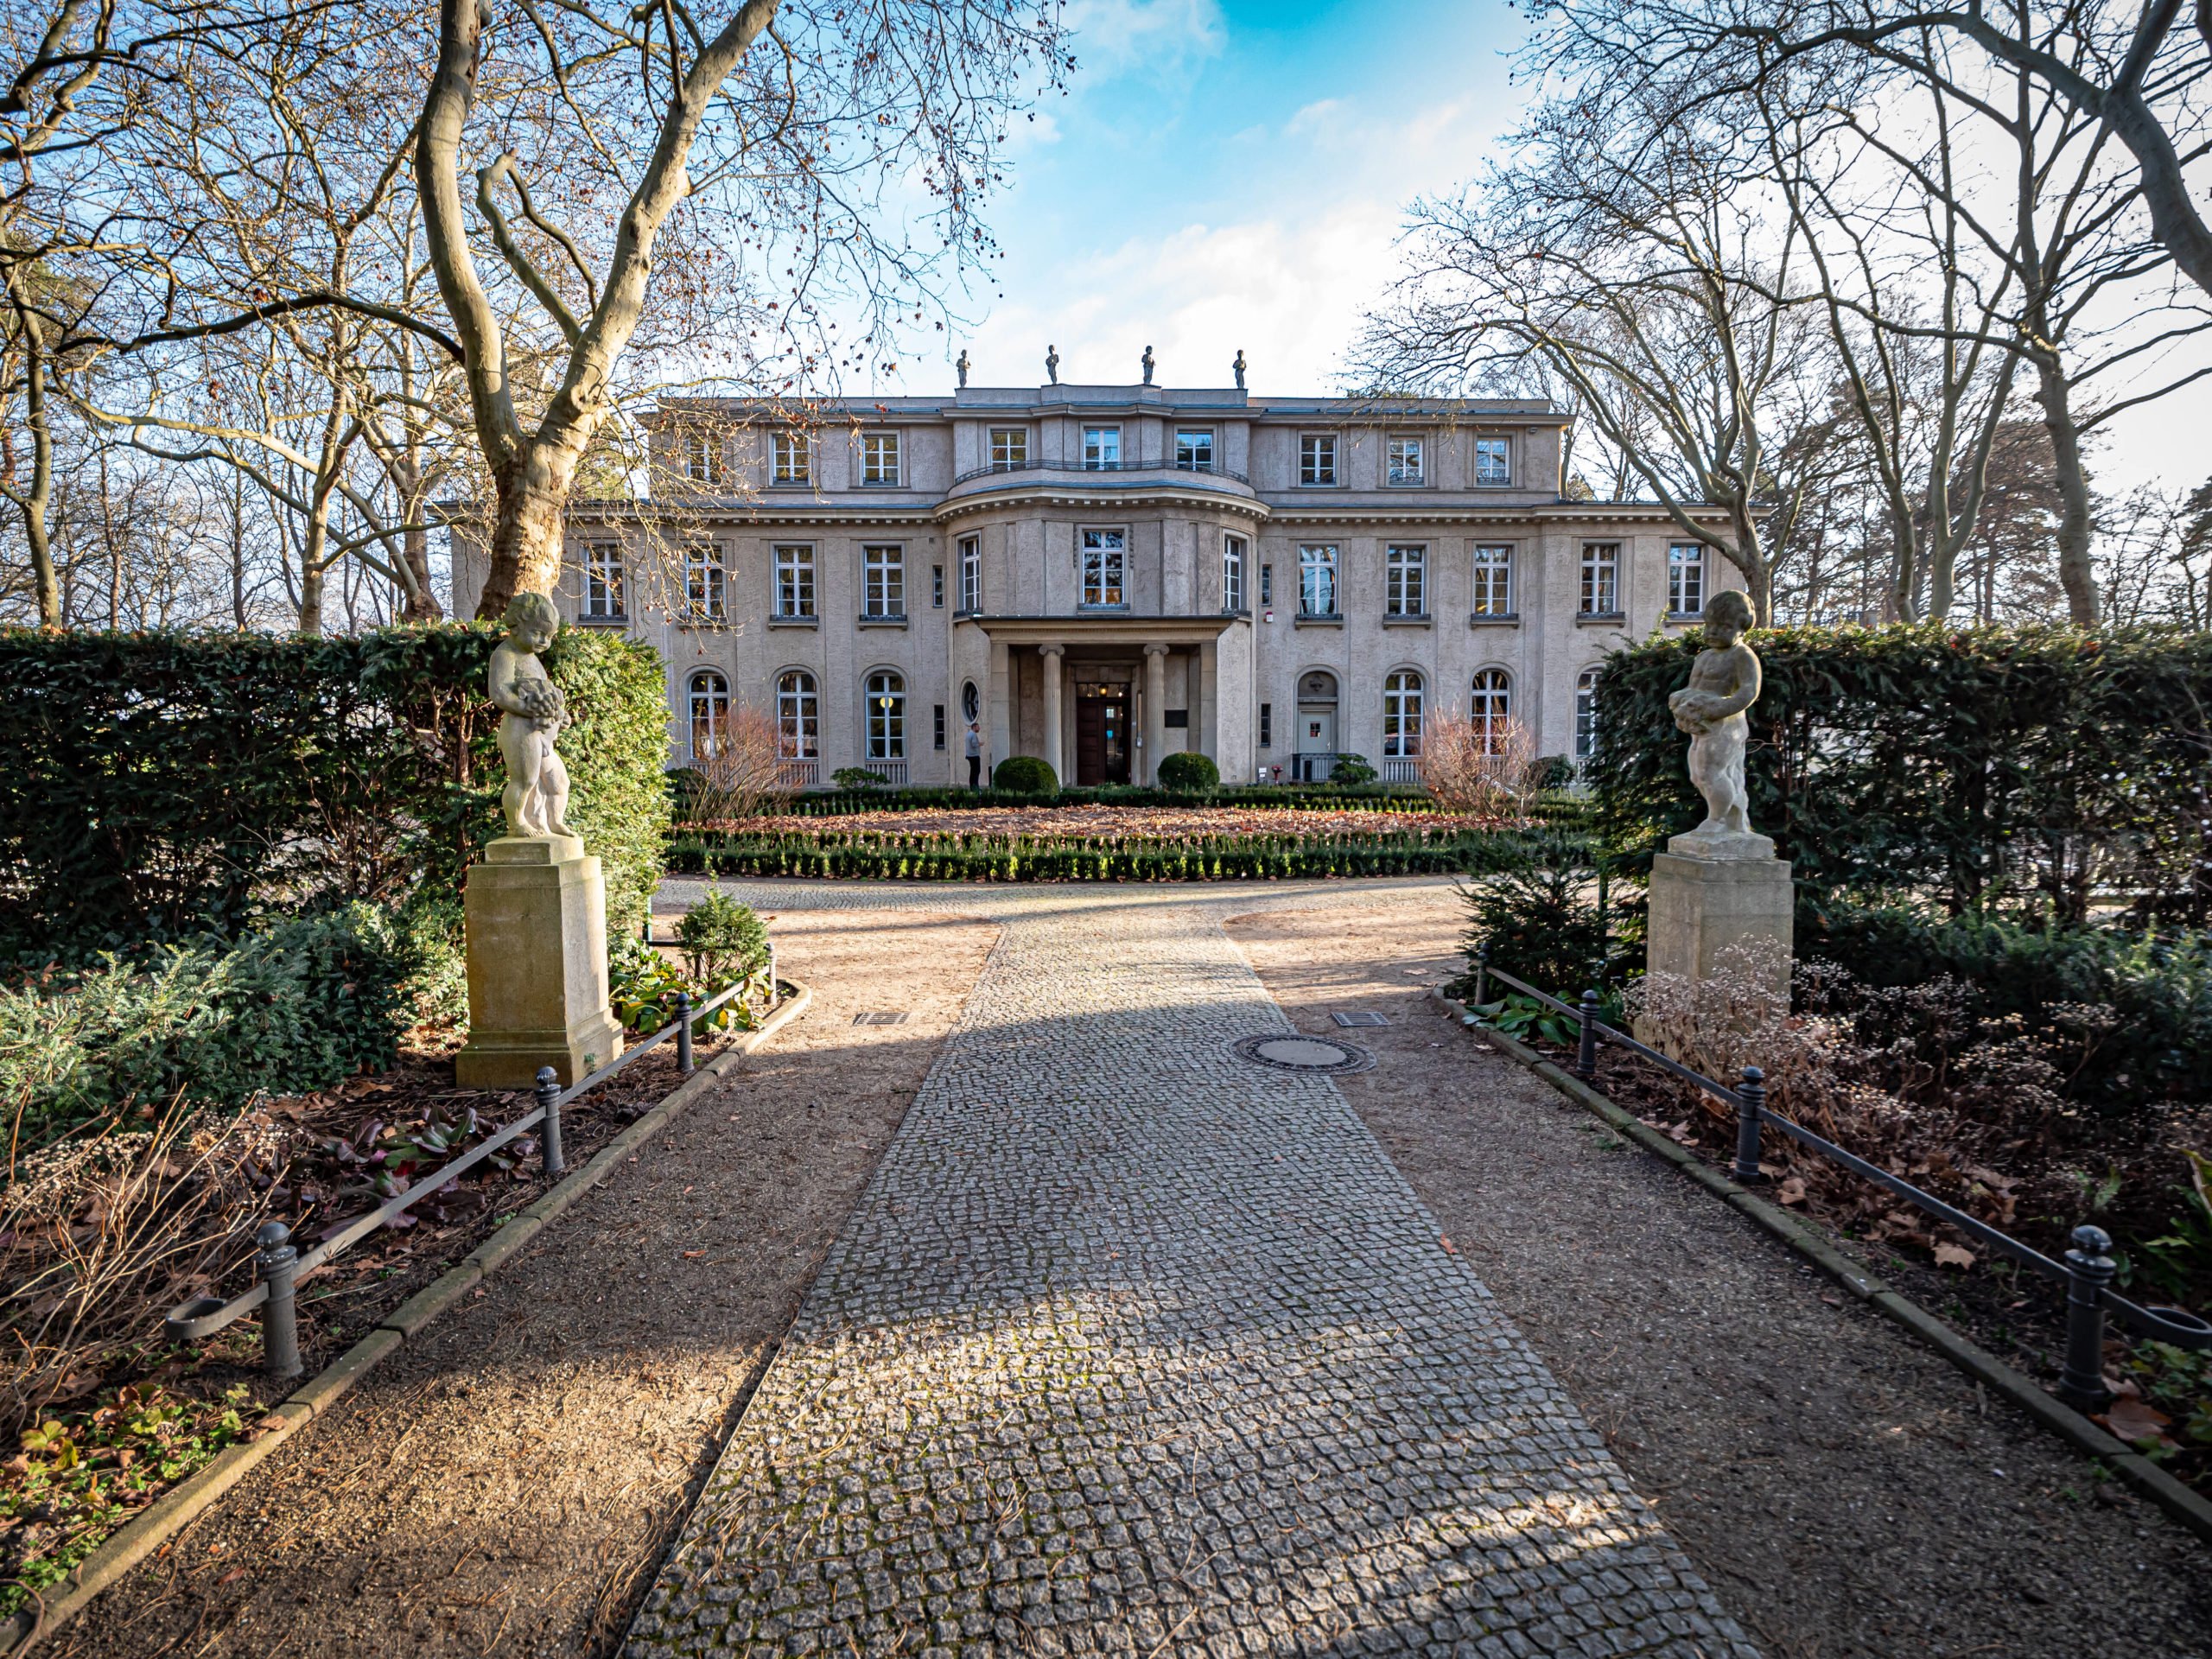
[1075,690,1131,785]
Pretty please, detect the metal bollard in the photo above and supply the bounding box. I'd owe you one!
[1575,989,1600,1078]
[537,1065,565,1178]
[2058,1224,2116,1411]
[768,941,779,1008]
[1471,942,1491,1008]
[257,1221,302,1381]
[1732,1065,1766,1185]
[675,990,695,1078]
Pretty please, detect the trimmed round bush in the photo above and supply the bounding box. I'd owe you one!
[992,755,1058,793]
[1155,751,1219,792]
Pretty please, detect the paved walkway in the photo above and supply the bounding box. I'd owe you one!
[627,882,1758,1659]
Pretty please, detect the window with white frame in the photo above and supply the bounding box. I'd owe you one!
[688,669,729,756]
[1575,667,1602,760]
[684,543,726,621]
[685,432,721,485]
[1175,428,1214,472]
[1669,543,1707,615]
[989,427,1027,470]
[771,429,810,485]
[777,669,818,758]
[1382,670,1424,759]
[866,670,906,760]
[1298,544,1338,616]
[582,543,625,619]
[1385,544,1427,616]
[1223,534,1247,612]
[1581,542,1620,614]
[861,431,901,486]
[1387,434,1426,486]
[1082,426,1121,470]
[1471,543,1513,616]
[1080,528,1126,607]
[773,543,816,618]
[1474,436,1511,486]
[1472,667,1513,752]
[958,534,982,613]
[1300,433,1338,486]
[862,543,905,618]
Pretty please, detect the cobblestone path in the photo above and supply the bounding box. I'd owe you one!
[628,883,1758,1659]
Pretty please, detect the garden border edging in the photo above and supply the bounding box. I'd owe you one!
[0,979,813,1656]
[1426,985,2212,1550]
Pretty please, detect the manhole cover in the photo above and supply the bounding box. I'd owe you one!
[1331,1010,1389,1028]
[1233,1033,1376,1075]
[853,1010,908,1026]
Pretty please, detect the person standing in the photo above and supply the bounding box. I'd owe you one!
[964,719,983,790]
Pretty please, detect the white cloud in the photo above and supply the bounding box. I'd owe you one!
[1060,0,1227,84]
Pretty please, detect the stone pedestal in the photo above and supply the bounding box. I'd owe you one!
[1647,830,1794,995]
[454,835,625,1089]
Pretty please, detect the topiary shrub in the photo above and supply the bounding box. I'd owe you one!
[830,766,887,790]
[1155,752,1220,792]
[1329,753,1378,785]
[677,891,770,986]
[992,755,1058,793]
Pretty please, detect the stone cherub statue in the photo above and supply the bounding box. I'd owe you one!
[488,591,576,840]
[957,348,969,389]
[1666,588,1765,853]
[1046,343,1059,385]
[1233,348,1246,390]
[1141,344,1155,385]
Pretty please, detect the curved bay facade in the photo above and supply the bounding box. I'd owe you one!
[454,380,1747,786]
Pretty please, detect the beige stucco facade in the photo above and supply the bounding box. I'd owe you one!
[453,381,1747,787]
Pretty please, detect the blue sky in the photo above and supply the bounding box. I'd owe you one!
[885,0,2199,494]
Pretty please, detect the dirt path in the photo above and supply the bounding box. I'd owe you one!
[53,907,1000,1659]
[1227,895,2212,1659]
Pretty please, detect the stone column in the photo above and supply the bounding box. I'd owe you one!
[1039,643,1065,782]
[1142,643,1168,785]
[988,638,1011,778]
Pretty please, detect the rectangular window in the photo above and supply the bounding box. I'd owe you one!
[934,704,947,750]
[684,543,726,621]
[772,429,810,485]
[773,543,816,618]
[1260,702,1272,748]
[1081,528,1126,607]
[1471,544,1513,616]
[1260,563,1274,607]
[1387,435,1425,486]
[959,534,982,613]
[1298,544,1338,616]
[1581,542,1620,615]
[931,564,944,608]
[1083,426,1121,470]
[1385,544,1426,616]
[1669,543,1707,615]
[989,427,1028,470]
[685,433,721,485]
[861,430,901,486]
[1474,436,1511,486]
[1223,534,1247,612]
[1299,434,1337,486]
[1175,428,1215,472]
[582,543,625,619]
[862,544,905,618]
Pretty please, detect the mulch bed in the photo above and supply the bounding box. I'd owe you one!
[721,804,1512,838]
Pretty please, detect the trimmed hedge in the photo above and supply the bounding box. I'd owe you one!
[670,825,1546,882]
[1588,624,2212,924]
[0,624,671,959]
[991,755,1058,793]
[757,783,1446,817]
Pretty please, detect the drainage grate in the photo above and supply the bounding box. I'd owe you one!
[1232,1033,1376,1075]
[1331,1011,1389,1028]
[853,1010,909,1027]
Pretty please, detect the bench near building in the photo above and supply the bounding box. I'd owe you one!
[454,374,1746,787]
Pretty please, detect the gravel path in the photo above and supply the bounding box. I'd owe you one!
[1224,895,2212,1659]
[627,880,1758,1659]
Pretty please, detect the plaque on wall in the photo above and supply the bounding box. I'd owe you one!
[1164,709,1189,728]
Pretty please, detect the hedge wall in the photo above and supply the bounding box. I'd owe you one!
[1586,624,2212,924]
[0,625,671,960]
[741,782,1447,817]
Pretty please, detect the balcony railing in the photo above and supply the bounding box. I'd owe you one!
[1381,758,1422,785]
[952,456,1252,487]
[864,759,908,787]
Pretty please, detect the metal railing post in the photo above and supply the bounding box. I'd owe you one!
[1471,942,1490,1008]
[675,991,695,1078]
[1575,989,1600,1078]
[537,1065,565,1177]
[257,1221,302,1381]
[2059,1224,2116,1411]
[1732,1065,1766,1185]
[768,942,779,1008]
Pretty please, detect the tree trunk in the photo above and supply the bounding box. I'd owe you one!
[297,558,324,635]
[2035,354,2100,625]
[474,440,581,620]
[402,522,442,620]
[14,324,61,627]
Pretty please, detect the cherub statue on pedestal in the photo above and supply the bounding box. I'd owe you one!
[487,591,576,839]
[1666,588,1763,847]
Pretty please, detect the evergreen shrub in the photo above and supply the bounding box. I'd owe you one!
[1155,753,1221,792]
[992,755,1058,794]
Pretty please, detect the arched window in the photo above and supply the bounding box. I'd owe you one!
[1382,670,1424,758]
[1575,668,1602,760]
[687,669,729,758]
[1471,668,1512,753]
[776,670,818,759]
[866,670,906,760]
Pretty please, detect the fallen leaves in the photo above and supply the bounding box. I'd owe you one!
[2101,1394,2174,1447]
[1932,1242,1976,1271]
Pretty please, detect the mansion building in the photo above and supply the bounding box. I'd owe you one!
[454,377,1747,788]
